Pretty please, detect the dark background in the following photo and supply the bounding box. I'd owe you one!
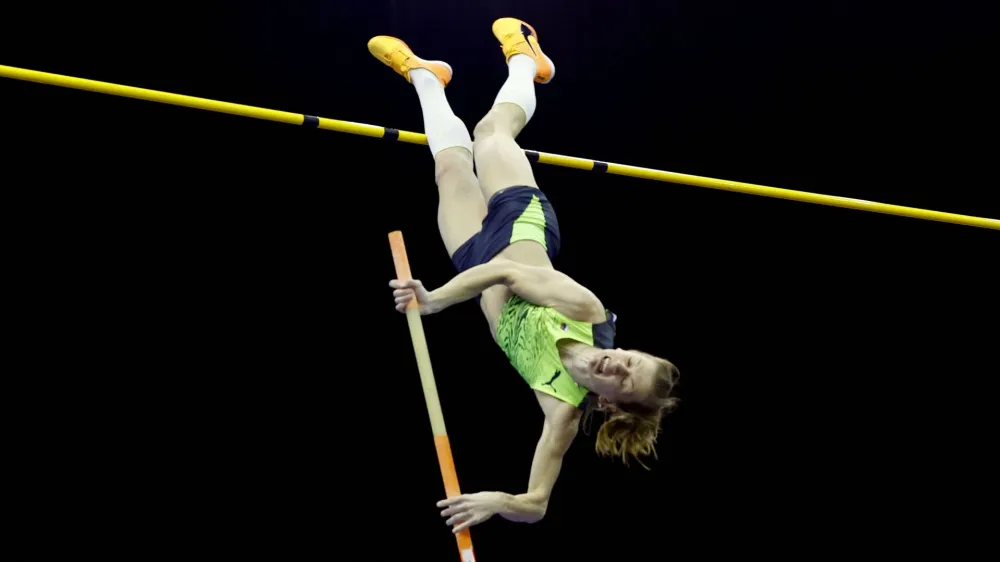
[2,1,996,559]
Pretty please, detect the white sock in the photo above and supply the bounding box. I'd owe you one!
[410,68,473,157]
[493,54,537,123]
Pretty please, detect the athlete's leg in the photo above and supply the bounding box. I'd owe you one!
[473,76,538,200]
[369,37,485,256]
[473,19,554,202]
[410,69,485,256]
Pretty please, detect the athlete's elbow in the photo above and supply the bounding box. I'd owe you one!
[525,496,548,522]
[510,493,548,523]
[536,502,549,522]
[523,504,547,524]
[529,499,550,523]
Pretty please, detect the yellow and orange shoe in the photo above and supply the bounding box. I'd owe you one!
[491,17,555,84]
[367,35,453,86]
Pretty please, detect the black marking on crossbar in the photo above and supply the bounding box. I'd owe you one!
[384,128,400,141]
[525,151,539,163]
[303,115,320,128]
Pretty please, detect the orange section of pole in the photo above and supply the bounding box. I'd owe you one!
[435,435,474,556]
[388,231,476,562]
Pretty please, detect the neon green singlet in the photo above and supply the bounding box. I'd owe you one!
[495,295,603,407]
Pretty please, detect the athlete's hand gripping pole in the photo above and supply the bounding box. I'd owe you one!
[388,231,476,562]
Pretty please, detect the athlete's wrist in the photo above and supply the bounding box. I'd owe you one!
[424,288,451,314]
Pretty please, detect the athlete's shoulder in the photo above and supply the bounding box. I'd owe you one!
[592,308,617,349]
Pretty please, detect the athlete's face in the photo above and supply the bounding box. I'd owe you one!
[587,348,658,404]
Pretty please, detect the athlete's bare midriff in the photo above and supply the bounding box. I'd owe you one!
[480,240,555,339]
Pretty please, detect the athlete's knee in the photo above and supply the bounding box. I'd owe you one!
[474,104,527,141]
[473,108,516,142]
[472,124,514,168]
[434,148,477,192]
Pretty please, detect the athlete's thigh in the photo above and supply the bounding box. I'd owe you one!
[473,134,538,204]
[435,148,488,256]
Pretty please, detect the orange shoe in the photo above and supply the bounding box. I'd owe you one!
[491,17,555,84]
[367,35,453,86]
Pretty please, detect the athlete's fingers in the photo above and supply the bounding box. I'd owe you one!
[445,511,469,527]
[393,288,414,298]
[389,279,422,289]
[440,505,463,517]
[452,517,476,533]
[436,496,465,508]
[455,512,485,533]
[395,295,412,304]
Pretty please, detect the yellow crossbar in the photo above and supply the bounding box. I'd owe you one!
[2,64,996,230]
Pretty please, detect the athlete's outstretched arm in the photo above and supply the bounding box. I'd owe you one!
[509,406,582,519]
[389,260,513,314]
[437,400,581,532]
[391,258,605,321]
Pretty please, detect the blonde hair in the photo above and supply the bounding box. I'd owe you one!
[584,356,679,468]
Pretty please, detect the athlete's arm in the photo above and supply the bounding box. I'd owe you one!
[425,258,605,322]
[436,399,580,531]
[502,403,581,523]
[422,259,514,312]
[504,262,606,323]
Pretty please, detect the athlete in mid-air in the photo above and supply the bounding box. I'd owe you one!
[373,17,679,533]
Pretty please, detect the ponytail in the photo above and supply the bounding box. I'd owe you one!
[592,404,669,468]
